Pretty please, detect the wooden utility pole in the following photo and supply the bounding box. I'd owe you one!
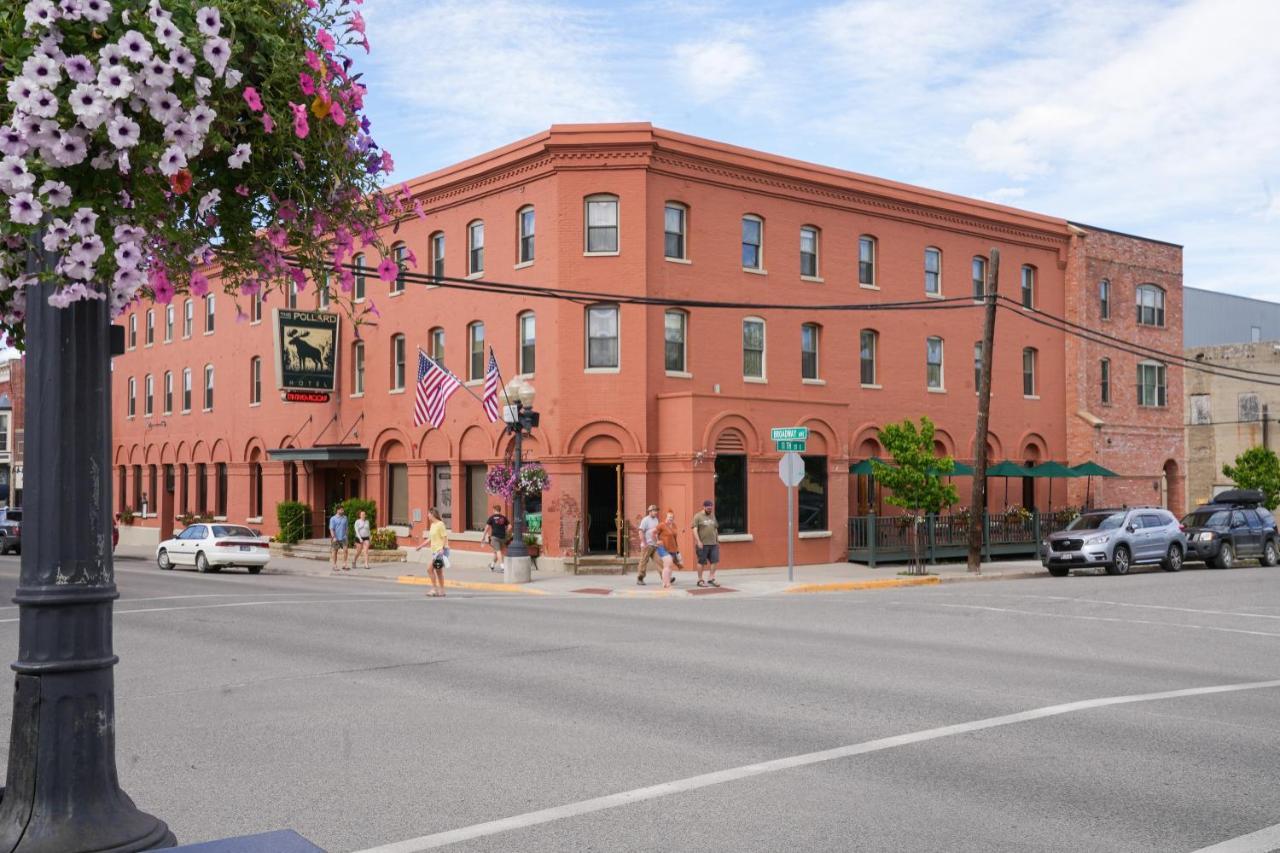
[967,247,1000,572]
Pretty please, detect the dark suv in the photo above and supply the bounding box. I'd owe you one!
[1182,490,1279,569]
[0,507,21,555]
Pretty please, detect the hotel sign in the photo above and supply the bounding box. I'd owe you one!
[273,309,339,393]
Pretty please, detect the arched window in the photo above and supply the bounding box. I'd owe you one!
[183,298,193,338]
[429,231,445,281]
[1021,264,1036,309]
[518,311,536,375]
[127,376,136,417]
[467,220,484,275]
[468,321,485,381]
[585,194,619,254]
[165,304,175,340]
[163,371,173,414]
[352,341,365,395]
[144,374,153,416]
[586,304,619,369]
[858,235,877,287]
[1137,284,1165,326]
[743,317,766,379]
[390,333,406,390]
[249,356,262,404]
[1100,358,1111,404]
[972,256,988,300]
[203,364,214,410]
[182,367,192,412]
[664,202,687,260]
[860,329,878,386]
[801,322,821,380]
[664,309,687,373]
[250,291,262,323]
[517,206,535,264]
[742,214,763,270]
[205,293,215,333]
[924,247,941,295]
[800,226,820,278]
[128,313,137,348]
[145,309,154,345]
[428,327,445,366]
[353,252,366,301]
[1022,347,1037,396]
[391,242,407,294]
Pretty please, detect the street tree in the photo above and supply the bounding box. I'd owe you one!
[873,416,958,575]
[1223,446,1280,510]
[0,1,398,848]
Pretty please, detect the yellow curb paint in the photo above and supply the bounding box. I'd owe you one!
[395,576,549,595]
[784,576,940,594]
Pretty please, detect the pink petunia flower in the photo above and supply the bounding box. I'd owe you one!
[189,270,210,296]
[376,258,397,282]
[262,113,275,134]
[316,29,335,52]
[299,73,315,96]
[235,184,250,197]
[305,49,322,71]
[289,102,309,139]
[243,87,262,111]
[330,103,346,126]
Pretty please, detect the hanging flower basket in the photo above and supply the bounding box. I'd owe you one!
[485,463,549,500]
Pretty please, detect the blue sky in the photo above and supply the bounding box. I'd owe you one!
[358,0,1280,302]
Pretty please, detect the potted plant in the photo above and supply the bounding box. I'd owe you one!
[523,531,541,558]
[119,508,135,526]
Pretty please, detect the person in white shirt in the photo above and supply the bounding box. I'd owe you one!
[636,504,661,586]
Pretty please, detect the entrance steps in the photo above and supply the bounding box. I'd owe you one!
[572,555,632,575]
[270,538,406,563]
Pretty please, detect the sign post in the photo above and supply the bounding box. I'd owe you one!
[777,451,805,582]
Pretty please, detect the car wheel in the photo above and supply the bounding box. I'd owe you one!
[1162,543,1183,572]
[247,566,262,575]
[1263,540,1278,567]
[157,549,173,571]
[196,551,212,573]
[1047,566,1070,578]
[1107,545,1131,576]
[1215,543,1235,570]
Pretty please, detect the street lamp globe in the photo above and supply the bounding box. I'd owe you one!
[518,380,536,408]
[504,378,523,404]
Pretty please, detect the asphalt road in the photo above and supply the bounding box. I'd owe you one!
[0,554,1277,852]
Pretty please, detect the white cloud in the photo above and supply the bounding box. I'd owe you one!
[671,39,758,104]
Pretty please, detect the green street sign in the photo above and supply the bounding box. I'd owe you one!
[770,427,809,441]
[775,440,807,452]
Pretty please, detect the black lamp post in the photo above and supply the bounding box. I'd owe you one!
[0,250,174,849]
[502,379,538,583]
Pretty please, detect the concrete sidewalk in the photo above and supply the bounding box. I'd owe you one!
[114,544,1049,597]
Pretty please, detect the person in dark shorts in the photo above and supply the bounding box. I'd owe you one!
[691,499,720,587]
[483,504,510,572]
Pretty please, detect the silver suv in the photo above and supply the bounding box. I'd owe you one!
[1041,508,1186,577]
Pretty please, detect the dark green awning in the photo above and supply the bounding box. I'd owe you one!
[267,445,368,462]
[1026,461,1080,478]
[1071,461,1118,477]
[985,460,1029,477]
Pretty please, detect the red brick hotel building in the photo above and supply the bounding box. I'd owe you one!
[111,124,1184,568]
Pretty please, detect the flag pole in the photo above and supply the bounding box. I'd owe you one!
[417,346,487,406]
[490,346,518,418]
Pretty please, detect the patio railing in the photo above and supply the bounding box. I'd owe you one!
[848,511,1073,566]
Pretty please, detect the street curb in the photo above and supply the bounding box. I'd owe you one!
[783,576,940,594]
[396,575,549,595]
[938,571,1046,584]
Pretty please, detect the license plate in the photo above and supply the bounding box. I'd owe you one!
[239,545,250,552]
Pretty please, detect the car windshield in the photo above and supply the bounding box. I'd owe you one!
[212,525,257,538]
[1066,512,1124,531]
[1183,510,1230,528]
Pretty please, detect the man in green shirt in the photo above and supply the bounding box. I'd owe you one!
[691,499,720,587]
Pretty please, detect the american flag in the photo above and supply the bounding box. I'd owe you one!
[413,351,462,429]
[482,349,500,423]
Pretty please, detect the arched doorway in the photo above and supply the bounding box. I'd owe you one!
[1162,459,1178,511]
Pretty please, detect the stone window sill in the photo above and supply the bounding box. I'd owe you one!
[798,530,832,539]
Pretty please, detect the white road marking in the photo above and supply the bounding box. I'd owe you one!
[0,595,426,624]
[355,679,1280,853]
[948,592,1280,622]
[1190,821,1280,852]
[931,603,1280,639]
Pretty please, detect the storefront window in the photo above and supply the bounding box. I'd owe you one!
[799,455,827,532]
[714,455,747,534]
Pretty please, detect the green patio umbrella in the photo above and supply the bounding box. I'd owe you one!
[944,461,975,476]
[984,460,1027,508]
[1071,461,1118,508]
[1026,461,1082,511]
[849,457,887,515]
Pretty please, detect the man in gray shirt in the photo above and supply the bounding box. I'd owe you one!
[636,504,660,585]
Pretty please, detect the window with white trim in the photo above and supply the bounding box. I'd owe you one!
[430,232,445,280]
[127,376,136,417]
[428,327,445,367]
[165,305,174,341]
[353,252,366,301]
[927,336,944,390]
[128,314,136,348]
[1137,284,1165,326]
[390,334,406,390]
[250,292,261,323]
[183,299,193,338]
[586,304,619,369]
[972,256,987,300]
[205,294,215,333]
[145,309,154,345]
[743,317,765,379]
[519,312,536,375]
[1100,358,1111,404]
[664,203,686,260]
[664,309,687,373]
[1100,279,1111,319]
[144,374,153,415]
[518,207,535,264]
[182,368,192,411]
[1023,347,1037,396]
[800,226,819,277]
[391,242,407,294]
[468,321,485,381]
[924,247,941,295]
[352,341,365,395]
[585,195,618,253]
[860,329,877,385]
[858,235,876,286]
[250,356,261,404]
[1137,360,1166,406]
[801,323,820,379]
[742,215,763,270]
[163,371,173,414]
[203,364,214,410]
[1021,265,1036,309]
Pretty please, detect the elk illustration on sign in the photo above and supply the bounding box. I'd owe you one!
[274,309,340,392]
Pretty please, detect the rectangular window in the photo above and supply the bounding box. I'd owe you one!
[1100,358,1111,404]
[1023,348,1037,396]
[165,305,174,341]
[924,248,941,295]
[972,257,987,300]
[354,254,366,301]
[318,275,330,309]
[519,314,536,375]
[429,328,445,367]
[195,463,207,514]
[250,357,261,404]
[1239,392,1260,422]
[587,305,619,369]
[469,323,485,381]
[665,311,686,373]
[250,292,262,323]
[287,280,298,309]
[519,208,535,264]
[742,217,762,270]
[1190,393,1210,424]
[433,464,453,529]
[391,335,406,390]
[146,310,154,345]
[858,236,876,286]
[974,342,983,391]
[144,375,153,416]
[664,204,686,260]
[927,337,944,389]
[586,198,618,253]
[1137,286,1165,326]
[205,294,215,333]
[465,464,487,530]
[203,365,214,410]
[799,456,828,532]
[742,318,766,379]
[801,324,819,379]
[163,372,173,414]
[127,377,136,417]
[800,227,819,277]
[392,244,407,294]
[1100,280,1111,319]
[216,462,227,517]
[128,314,137,349]
[431,233,445,280]
[1021,265,1035,309]
[353,342,365,395]
[714,454,748,534]
[860,330,877,385]
[388,463,409,525]
[184,300,193,338]
[468,222,485,274]
[1137,362,1166,407]
[182,369,191,412]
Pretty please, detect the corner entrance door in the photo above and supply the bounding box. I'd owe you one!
[584,463,623,555]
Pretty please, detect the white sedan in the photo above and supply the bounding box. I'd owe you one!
[156,523,270,574]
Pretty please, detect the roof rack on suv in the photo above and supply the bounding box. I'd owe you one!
[1209,489,1266,506]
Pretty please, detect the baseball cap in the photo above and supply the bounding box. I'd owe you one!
[703,499,713,507]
